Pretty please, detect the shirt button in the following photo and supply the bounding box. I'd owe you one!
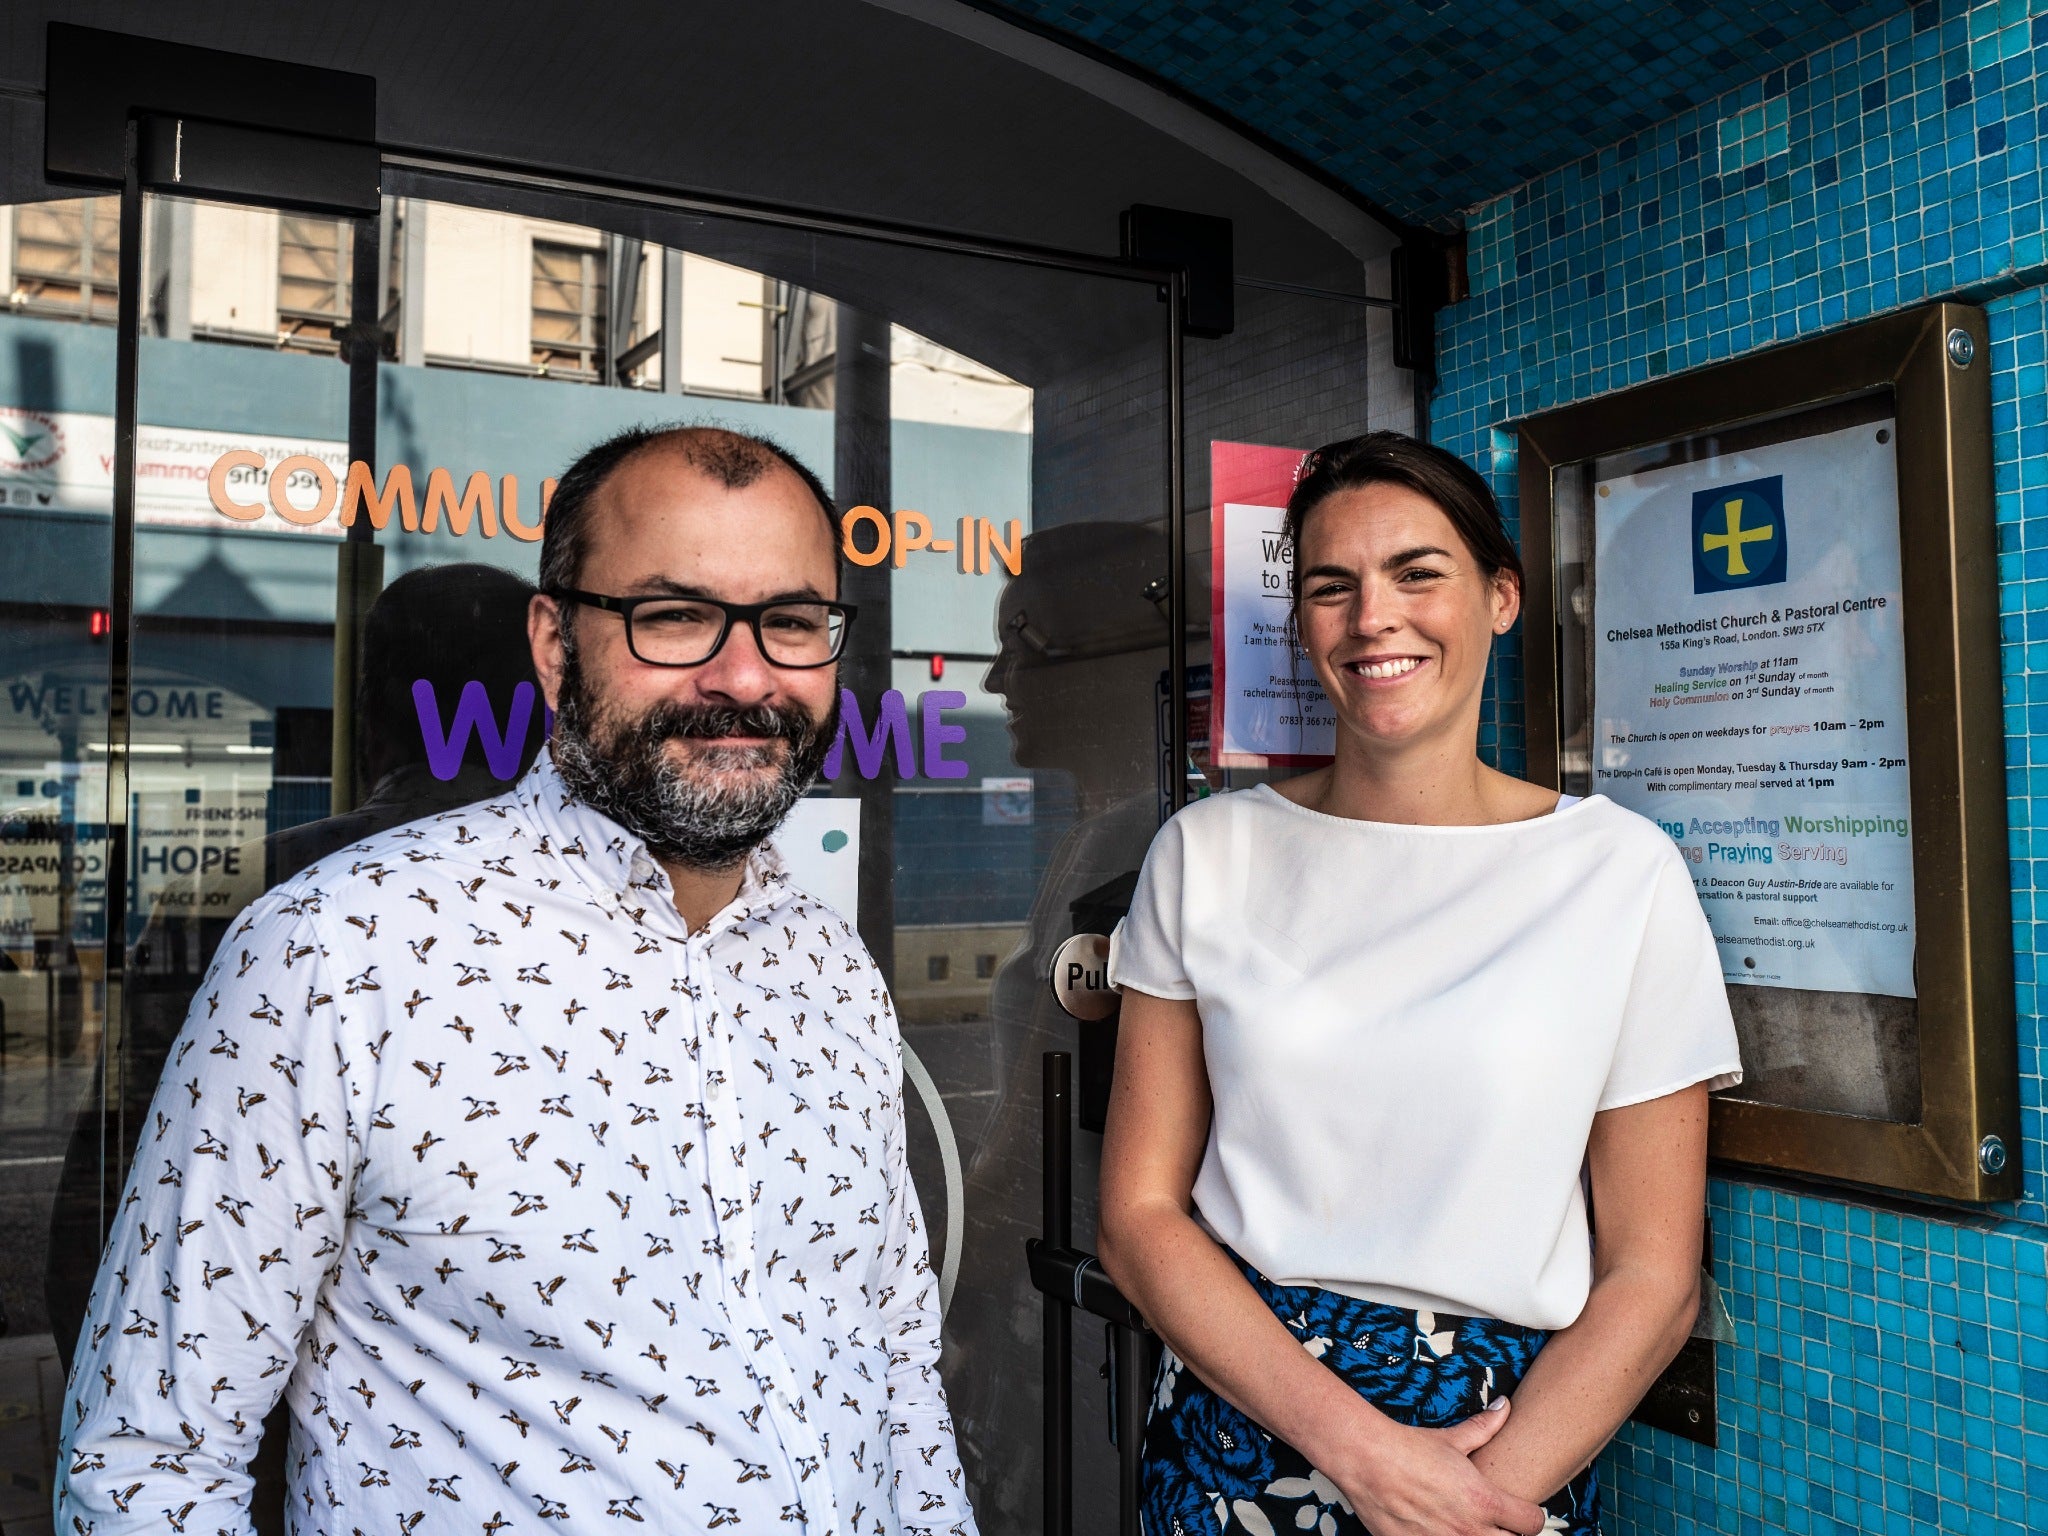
[708,1079,723,1101]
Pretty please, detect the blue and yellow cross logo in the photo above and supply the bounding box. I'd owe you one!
[1691,475,1787,593]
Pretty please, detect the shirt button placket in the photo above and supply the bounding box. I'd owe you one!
[698,925,839,1536]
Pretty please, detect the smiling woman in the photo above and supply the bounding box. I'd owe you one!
[1097,431,1744,1536]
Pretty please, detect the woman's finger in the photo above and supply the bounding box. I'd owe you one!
[1488,1488,1550,1536]
[1437,1395,1512,1454]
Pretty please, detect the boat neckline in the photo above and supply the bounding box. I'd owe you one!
[1245,781,1609,833]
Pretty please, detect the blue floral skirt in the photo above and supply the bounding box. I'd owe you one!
[1139,1259,1599,1536]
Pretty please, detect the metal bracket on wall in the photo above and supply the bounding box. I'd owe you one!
[1120,204,1235,338]
[44,22,379,214]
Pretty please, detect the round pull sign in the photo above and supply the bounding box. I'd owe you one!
[1050,932,1118,1021]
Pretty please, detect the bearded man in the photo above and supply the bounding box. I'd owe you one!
[56,426,975,1536]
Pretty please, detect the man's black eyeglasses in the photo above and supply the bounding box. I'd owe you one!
[545,589,857,669]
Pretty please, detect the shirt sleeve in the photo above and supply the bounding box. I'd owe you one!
[55,890,357,1536]
[877,1025,977,1536]
[1106,813,1196,1001]
[1598,848,1745,1111]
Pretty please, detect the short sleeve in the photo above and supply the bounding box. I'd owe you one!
[1599,848,1744,1110]
[1107,814,1197,1001]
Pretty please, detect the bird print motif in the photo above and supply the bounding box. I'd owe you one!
[57,757,974,1536]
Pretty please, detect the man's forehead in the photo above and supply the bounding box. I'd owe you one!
[601,445,799,508]
[578,450,836,592]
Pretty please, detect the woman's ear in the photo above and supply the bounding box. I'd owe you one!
[1490,571,1523,635]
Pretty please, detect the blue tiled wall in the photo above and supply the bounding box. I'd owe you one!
[1435,2,2048,1531]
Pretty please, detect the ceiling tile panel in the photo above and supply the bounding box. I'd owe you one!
[980,0,1914,226]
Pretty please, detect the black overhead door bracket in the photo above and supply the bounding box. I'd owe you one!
[1121,204,1235,338]
[44,22,379,214]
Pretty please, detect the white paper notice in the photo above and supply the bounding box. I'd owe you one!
[1592,418,1915,997]
[1215,501,1335,763]
[0,407,347,533]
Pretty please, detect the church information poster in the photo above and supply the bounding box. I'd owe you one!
[1210,440,1335,767]
[1591,418,1915,997]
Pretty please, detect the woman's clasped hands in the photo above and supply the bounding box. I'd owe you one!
[1323,1397,1550,1536]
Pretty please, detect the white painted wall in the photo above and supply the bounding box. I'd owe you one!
[891,327,1032,431]
[188,204,279,339]
[421,203,539,367]
[679,253,766,398]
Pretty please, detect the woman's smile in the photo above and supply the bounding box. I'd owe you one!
[1342,654,1429,684]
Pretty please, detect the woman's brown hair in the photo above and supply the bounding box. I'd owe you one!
[1282,432,1525,613]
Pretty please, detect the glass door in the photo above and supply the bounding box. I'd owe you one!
[0,189,123,1536]
[26,161,1181,1536]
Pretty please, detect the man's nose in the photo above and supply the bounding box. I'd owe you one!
[692,618,780,704]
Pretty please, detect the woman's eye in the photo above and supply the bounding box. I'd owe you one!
[1306,582,1350,601]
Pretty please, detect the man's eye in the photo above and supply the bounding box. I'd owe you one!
[765,611,824,633]
[642,606,713,628]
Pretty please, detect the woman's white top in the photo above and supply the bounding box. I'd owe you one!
[1107,785,1741,1331]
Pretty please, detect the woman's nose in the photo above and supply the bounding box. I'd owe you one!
[1349,581,1397,635]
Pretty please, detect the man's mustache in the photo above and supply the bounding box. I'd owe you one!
[634,702,817,747]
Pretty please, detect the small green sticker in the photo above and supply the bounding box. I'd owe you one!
[821,829,849,854]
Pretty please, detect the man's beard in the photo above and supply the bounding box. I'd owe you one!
[549,634,838,873]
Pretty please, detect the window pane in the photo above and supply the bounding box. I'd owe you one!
[531,240,606,377]
[10,197,120,324]
[277,217,352,354]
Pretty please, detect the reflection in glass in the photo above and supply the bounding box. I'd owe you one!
[0,193,120,1536]
[947,522,1170,1532]
[9,198,120,324]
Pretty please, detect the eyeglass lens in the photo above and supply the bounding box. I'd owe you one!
[629,599,845,666]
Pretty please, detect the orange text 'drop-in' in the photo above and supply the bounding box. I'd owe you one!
[839,507,1022,574]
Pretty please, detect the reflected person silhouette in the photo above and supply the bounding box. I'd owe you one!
[944,521,1167,1535]
[46,561,541,1536]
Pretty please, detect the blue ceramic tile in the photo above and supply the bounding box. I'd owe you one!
[1429,4,2048,1532]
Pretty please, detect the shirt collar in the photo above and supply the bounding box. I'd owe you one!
[512,753,796,927]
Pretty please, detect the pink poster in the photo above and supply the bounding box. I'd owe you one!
[1210,441,1337,768]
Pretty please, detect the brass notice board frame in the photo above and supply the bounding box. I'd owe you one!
[1518,302,2018,1203]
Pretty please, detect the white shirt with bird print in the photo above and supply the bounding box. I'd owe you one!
[56,756,976,1536]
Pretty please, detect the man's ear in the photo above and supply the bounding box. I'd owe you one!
[530,593,568,711]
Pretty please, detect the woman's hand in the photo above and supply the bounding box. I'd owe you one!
[1327,1398,1549,1536]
